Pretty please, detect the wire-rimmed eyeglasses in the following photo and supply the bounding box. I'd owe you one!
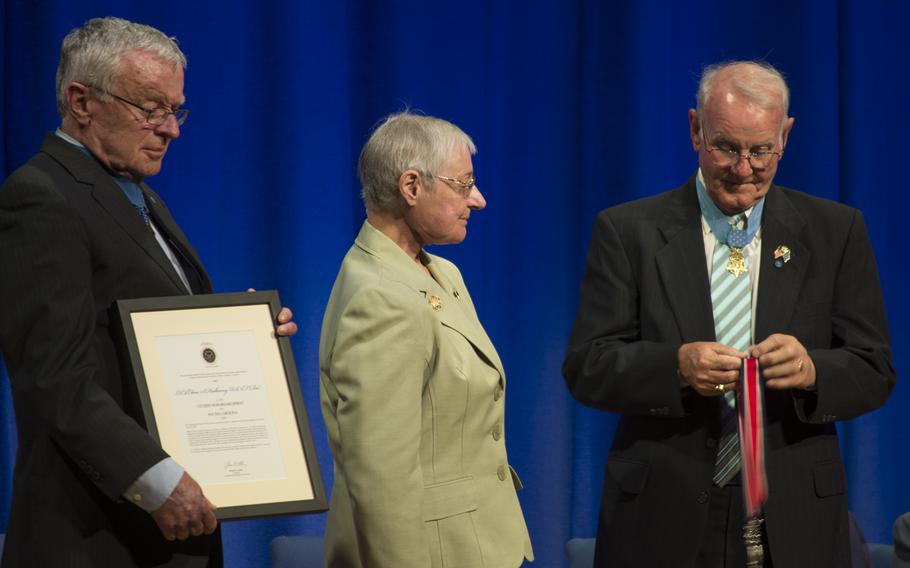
[701,126,782,169]
[436,175,476,197]
[85,84,189,127]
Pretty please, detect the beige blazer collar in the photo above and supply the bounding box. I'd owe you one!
[354,221,505,379]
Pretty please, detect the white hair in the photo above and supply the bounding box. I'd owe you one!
[56,17,186,118]
[358,112,476,212]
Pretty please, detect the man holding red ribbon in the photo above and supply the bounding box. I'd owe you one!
[563,61,895,567]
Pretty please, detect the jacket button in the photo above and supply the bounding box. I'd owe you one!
[697,491,709,504]
[497,465,507,481]
[705,438,717,449]
[493,386,503,401]
[492,423,503,441]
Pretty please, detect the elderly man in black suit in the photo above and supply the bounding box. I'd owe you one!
[563,61,895,567]
[0,17,295,567]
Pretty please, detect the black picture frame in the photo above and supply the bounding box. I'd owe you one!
[115,290,326,520]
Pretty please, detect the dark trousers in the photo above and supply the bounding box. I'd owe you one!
[697,477,772,568]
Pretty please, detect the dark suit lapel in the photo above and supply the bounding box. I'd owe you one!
[142,185,212,294]
[655,180,717,343]
[755,186,809,341]
[41,134,192,294]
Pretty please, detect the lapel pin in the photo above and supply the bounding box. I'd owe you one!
[428,295,443,310]
[773,245,792,268]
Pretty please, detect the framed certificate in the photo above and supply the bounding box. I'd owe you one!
[115,290,326,520]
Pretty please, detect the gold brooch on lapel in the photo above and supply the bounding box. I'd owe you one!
[428,295,443,310]
[773,245,791,268]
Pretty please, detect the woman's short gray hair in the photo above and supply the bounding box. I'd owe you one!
[696,60,790,121]
[55,17,187,118]
[358,112,477,212]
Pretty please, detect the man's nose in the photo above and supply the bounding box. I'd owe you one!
[154,114,181,139]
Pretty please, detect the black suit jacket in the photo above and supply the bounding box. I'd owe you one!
[0,134,219,567]
[563,178,895,568]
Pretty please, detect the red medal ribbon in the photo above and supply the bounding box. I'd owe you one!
[738,357,768,518]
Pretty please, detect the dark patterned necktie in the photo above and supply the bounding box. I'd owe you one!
[134,204,151,226]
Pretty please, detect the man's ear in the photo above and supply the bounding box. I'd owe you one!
[688,108,701,151]
[399,170,421,206]
[780,116,795,150]
[65,82,93,126]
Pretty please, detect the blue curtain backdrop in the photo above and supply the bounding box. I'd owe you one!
[2,1,908,566]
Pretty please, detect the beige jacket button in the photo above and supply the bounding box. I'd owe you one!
[492,423,503,441]
[497,465,507,481]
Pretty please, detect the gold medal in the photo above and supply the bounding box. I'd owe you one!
[726,247,748,277]
[428,295,443,310]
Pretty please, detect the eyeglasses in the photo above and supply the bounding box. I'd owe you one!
[86,84,189,127]
[436,175,476,197]
[701,126,782,169]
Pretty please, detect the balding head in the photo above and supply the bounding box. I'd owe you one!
[696,61,790,133]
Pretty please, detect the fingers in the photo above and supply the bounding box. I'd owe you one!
[751,334,816,390]
[276,307,297,337]
[152,473,219,541]
[175,520,190,541]
[202,498,218,535]
[712,344,749,359]
[242,291,297,337]
[158,518,177,541]
[188,501,217,537]
[277,322,298,336]
[239,288,298,337]
[189,496,217,537]
[678,342,747,396]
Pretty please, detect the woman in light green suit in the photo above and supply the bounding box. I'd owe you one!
[319,113,533,567]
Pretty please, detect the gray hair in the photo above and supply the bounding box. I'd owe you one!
[358,112,477,212]
[56,17,187,118]
[696,61,790,123]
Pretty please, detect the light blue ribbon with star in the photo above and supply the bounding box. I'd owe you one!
[696,177,764,247]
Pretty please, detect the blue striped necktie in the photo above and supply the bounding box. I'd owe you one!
[712,213,751,486]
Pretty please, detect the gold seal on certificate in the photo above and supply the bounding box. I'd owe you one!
[115,291,326,520]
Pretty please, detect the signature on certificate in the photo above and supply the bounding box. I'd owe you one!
[224,460,250,476]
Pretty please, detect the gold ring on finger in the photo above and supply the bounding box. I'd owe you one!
[796,358,804,372]
[714,383,725,392]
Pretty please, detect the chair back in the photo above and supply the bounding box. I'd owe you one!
[270,535,325,568]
